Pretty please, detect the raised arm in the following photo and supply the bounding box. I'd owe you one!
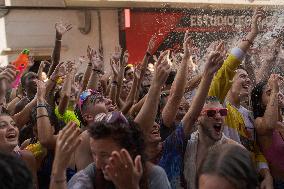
[182,50,225,136]
[185,74,202,93]
[134,51,170,132]
[255,74,282,135]
[45,62,66,106]
[48,22,72,77]
[162,31,192,127]
[50,122,81,189]
[121,65,141,115]
[36,80,57,149]
[208,8,265,102]
[86,49,104,91]
[256,38,282,83]
[115,49,128,109]
[58,61,76,115]
[38,61,49,81]
[0,65,17,108]
[243,53,257,86]
[109,58,119,105]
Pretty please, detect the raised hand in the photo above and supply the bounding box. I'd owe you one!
[268,74,283,93]
[110,58,119,77]
[113,46,122,62]
[39,60,50,71]
[53,122,81,171]
[0,64,17,84]
[251,7,266,35]
[105,149,143,189]
[134,64,142,80]
[55,22,72,37]
[153,50,171,87]
[204,48,225,76]
[65,60,76,74]
[50,61,66,81]
[122,50,129,67]
[183,30,193,58]
[36,80,46,100]
[147,35,157,55]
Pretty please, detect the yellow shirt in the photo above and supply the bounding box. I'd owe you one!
[208,50,268,170]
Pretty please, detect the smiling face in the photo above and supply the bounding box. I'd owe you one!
[145,122,161,144]
[90,137,121,180]
[231,69,251,99]
[198,101,226,141]
[0,115,19,153]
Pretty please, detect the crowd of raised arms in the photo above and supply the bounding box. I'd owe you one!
[1,7,284,189]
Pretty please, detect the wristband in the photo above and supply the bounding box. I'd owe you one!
[56,39,62,42]
[92,69,103,74]
[36,104,47,109]
[111,81,118,85]
[36,115,49,119]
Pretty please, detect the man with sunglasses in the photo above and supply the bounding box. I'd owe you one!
[208,8,273,189]
[183,96,241,189]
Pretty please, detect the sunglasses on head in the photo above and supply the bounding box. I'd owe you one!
[202,108,228,117]
[78,89,101,111]
[95,111,129,126]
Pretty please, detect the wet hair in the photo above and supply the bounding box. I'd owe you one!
[251,81,267,119]
[88,118,148,189]
[88,119,145,161]
[205,96,221,104]
[165,70,176,85]
[0,152,33,189]
[197,144,259,189]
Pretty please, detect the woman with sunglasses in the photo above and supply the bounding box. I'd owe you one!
[251,74,284,189]
[49,112,171,189]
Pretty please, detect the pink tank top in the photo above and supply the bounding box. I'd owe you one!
[262,131,284,171]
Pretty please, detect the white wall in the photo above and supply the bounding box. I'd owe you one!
[1,9,119,72]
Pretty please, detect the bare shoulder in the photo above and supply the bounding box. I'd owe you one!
[224,137,246,149]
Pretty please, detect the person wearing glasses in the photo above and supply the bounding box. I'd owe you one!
[183,96,241,189]
[251,74,284,189]
[208,8,273,189]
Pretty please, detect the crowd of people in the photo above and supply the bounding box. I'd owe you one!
[0,7,284,189]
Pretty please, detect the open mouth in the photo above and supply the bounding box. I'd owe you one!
[6,132,17,140]
[242,83,249,90]
[213,123,222,133]
[151,129,160,136]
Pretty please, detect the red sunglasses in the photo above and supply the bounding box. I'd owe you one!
[202,108,228,117]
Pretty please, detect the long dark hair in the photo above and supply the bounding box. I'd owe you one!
[197,144,259,189]
[251,81,267,119]
[88,118,148,189]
